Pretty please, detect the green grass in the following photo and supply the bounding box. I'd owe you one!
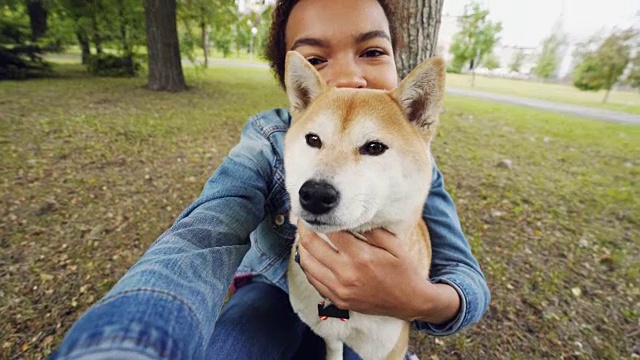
[61,45,267,63]
[447,73,640,115]
[1,64,639,359]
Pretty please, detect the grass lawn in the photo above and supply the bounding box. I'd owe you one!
[447,73,640,115]
[1,64,638,359]
[62,45,267,64]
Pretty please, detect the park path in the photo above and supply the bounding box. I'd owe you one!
[447,87,640,125]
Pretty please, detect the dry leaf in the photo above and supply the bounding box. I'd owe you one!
[42,336,54,346]
[572,287,582,297]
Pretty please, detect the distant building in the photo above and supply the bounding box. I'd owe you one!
[437,12,574,79]
[236,0,273,15]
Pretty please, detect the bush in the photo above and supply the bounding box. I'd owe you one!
[0,45,51,80]
[86,54,141,77]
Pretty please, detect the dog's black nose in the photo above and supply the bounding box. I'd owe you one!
[299,180,339,215]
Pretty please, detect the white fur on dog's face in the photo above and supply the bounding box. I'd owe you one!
[285,105,431,233]
[283,52,445,233]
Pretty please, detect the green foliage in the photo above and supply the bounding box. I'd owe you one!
[57,0,145,59]
[39,5,77,51]
[0,2,31,44]
[482,52,500,70]
[0,3,51,79]
[449,2,502,72]
[86,53,140,77]
[624,56,640,90]
[508,49,526,73]
[572,55,604,91]
[572,29,635,98]
[533,31,566,79]
[178,0,237,62]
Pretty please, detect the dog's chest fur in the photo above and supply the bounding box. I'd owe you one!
[287,222,431,359]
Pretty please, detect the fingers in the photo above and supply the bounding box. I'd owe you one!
[305,272,339,302]
[359,228,404,258]
[297,238,338,290]
[327,228,403,259]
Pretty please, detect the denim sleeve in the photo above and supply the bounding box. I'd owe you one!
[51,118,274,360]
[413,158,491,336]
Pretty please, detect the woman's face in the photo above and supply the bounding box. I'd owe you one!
[285,0,398,91]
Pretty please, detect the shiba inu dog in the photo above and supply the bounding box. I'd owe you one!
[284,51,445,360]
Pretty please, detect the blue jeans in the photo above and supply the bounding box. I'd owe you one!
[206,281,361,359]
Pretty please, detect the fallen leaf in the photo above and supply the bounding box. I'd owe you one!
[42,336,54,346]
[40,273,54,282]
[572,287,582,297]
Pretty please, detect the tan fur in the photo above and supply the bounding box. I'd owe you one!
[386,322,410,360]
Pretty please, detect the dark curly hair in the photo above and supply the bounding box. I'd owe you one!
[264,0,404,89]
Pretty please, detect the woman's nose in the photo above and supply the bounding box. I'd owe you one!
[325,59,367,89]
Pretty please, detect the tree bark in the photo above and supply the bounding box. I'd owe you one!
[116,0,131,56]
[201,21,209,68]
[27,0,48,42]
[395,0,444,80]
[75,30,91,64]
[91,15,103,54]
[603,88,611,104]
[145,0,186,92]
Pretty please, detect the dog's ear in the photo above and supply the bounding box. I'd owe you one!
[392,57,445,138]
[285,51,325,114]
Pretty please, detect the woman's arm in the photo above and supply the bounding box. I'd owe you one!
[51,117,275,360]
[412,159,491,336]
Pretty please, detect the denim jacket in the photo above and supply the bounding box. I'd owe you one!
[52,108,490,360]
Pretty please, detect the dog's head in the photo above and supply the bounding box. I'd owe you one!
[283,51,445,233]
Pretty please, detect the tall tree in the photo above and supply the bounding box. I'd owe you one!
[27,0,47,41]
[508,49,526,73]
[145,0,186,91]
[572,29,635,103]
[178,0,236,67]
[395,0,444,80]
[448,2,502,75]
[482,52,500,70]
[533,22,566,80]
[626,55,640,91]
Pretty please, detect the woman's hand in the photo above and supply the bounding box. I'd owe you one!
[297,225,461,324]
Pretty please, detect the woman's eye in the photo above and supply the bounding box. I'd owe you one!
[306,57,326,66]
[361,49,385,58]
[305,133,322,148]
[359,141,388,156]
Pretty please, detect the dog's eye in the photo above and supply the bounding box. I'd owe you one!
[305,133,322,149]
[360,141,388,156]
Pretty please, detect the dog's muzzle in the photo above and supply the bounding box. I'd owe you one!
[298,180,340,215]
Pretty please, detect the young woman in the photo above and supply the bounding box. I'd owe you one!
[51,0,490,359]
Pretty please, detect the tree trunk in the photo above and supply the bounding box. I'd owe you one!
[395,0,444,80]
[602,88,611,104]
[116,0,131,56]
[75,30,91,64]
[145,0,186,92]
[201,21,209,68]
[27,0,48,42]
[91,15,103,54]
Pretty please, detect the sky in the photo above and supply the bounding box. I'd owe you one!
[442,0,640,48]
